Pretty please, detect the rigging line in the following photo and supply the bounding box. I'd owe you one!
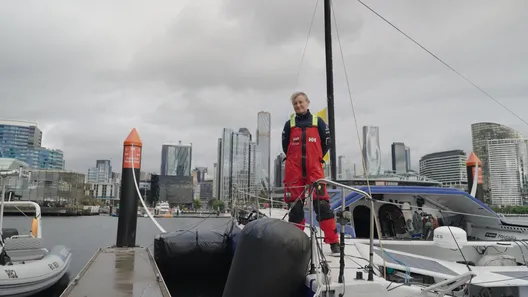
[294,0,320,91]
[130,145,166,233]
[329,2,367,184]
[356,0,528,126]
[331,0,386,279]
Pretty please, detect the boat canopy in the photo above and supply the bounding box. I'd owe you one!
[330,186,500,221]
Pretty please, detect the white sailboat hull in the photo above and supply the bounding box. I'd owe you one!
[262,207,528,295]
[470,224,528,241]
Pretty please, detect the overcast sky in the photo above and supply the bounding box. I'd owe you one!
[1,0,527,174]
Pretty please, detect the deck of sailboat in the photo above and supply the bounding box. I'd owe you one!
[262,208,528,290]
[315,227,528,289]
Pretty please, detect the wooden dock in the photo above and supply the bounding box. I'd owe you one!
[60,247,171,297]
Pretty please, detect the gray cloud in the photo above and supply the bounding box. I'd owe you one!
[0,0,527,176]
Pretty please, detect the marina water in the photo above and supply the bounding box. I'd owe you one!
[4,215,232,297]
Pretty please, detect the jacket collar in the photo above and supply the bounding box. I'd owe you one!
[295,109,312,119]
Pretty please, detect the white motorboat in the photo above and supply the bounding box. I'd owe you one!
[154,201,172,218]
[0,169,72,297]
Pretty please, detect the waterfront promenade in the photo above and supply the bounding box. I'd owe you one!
[3,205,100,216]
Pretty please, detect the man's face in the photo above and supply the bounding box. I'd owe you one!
[293,95,309,114]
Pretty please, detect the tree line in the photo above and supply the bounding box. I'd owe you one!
[490,205,528,214]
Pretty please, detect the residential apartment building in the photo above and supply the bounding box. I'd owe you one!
[487,139,528,206]
[419,150,467,190]
[471,122,523,199]
[0,119,64,169]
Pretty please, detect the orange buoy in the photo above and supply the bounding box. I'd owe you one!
[31,218,39,237]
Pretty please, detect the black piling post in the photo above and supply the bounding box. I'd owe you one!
[116,128,143,247]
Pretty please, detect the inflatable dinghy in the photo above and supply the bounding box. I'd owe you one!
[0,243,71,297]
[0,191,72,297]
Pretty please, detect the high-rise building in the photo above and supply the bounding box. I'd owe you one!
[218,129,232,201]
[214,138,222,199]
[87,168,97,182]
[232,128,261,201]
[160,141,192,176]
[256,111,271,188]
[273,153,285,188]
[238,128,252,178]
[336,155,354,180]
[87,159,112,183]
[215,128,261,202]
[199,181,213,201]
[487,139,528,206]
[471,122,523,198]
[86,159,118,202]
[111,172,121,183]
[391,142,408,173]
[0,120,42,148]
[419,150,467,190]
[0,119,64,169]
[338,155,345,179]
[212,162,218,199]
[362,126,381,175]
[153,142,194,207]
[32,148,65,170]
[194,167,208,183]
[96,160,112,176]
[405,146,411,172]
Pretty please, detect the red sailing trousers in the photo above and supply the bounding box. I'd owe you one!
[283,115,338,244]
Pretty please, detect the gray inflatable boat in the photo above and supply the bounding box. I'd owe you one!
[0,168,73,297]
[0,239,72,297]
[0,200,72,297]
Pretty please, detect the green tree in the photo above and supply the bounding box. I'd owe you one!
[214,199,226,212]
[259,189,268,198]
[208,199,225,212]
[193,198,202,210]
[491,205,528,214]
[80,196,99,206]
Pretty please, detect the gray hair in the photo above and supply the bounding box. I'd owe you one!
[290,91,310,104]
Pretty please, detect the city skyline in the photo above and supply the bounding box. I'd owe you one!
[5,116,524,183]
[5,117,528,206]
[2,116,521,176]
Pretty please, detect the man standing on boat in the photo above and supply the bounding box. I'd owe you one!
[282,91,339,254]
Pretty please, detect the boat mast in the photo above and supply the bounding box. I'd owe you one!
[323,0,337,182]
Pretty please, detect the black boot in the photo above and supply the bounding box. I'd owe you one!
[330,243,340,255]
